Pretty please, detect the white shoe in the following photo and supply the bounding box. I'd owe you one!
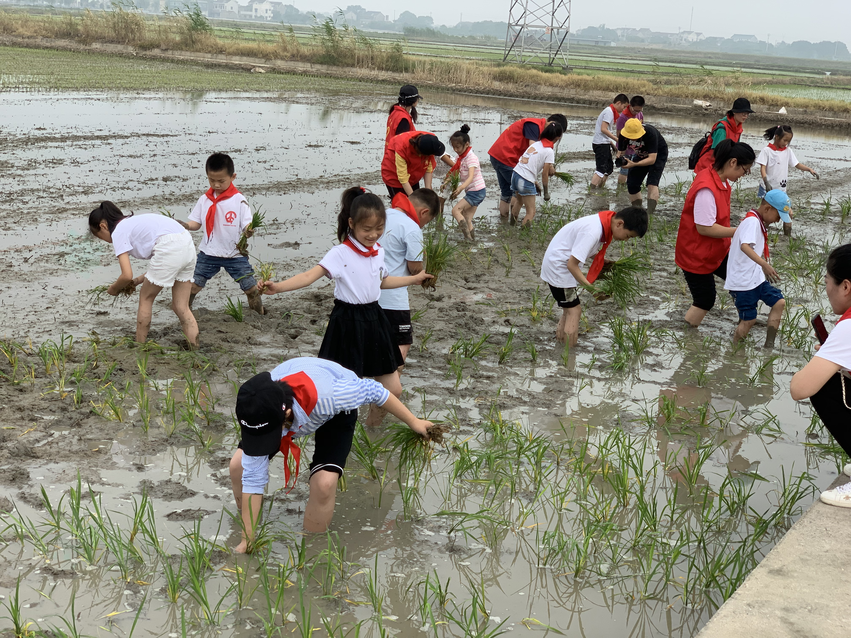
[844,463,851,478]
[819,481,851,508]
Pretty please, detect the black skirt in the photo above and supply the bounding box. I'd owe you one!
[318,300,404,378]
[810,372,851,456]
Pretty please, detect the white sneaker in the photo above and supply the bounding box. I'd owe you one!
[819,481,851,508]
[844,463,851,478]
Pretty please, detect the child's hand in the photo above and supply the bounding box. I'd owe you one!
[131,275,145,287]
[762,264,781,283]
[243,227,255,238]
[409,418,432,437]
[810,169,819,179]
[413,271,434,285]
[257,279,277,295]
[451,188,463,200]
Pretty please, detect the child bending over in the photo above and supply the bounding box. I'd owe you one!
[510,122,563,228]
[440,124,487,241]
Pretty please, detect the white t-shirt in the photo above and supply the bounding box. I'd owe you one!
[756,146,799,191]
[319,239,388,305]
[111,214,186,260]
[724,214,767,292]
[540,214,604,289]
[188,191,252,258]
[815,319,851,373]
[513,141,555,183]
[378,208,423,311]
[592,106,617,145]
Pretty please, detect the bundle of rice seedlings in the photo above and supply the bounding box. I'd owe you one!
[159,208,175,218]
[255,260,276,282]
[236,209,266,257]
[384,422,450,467]
[595,253,651,308]
[421,230,455,290]
[87,282,136,307]
[553,171,575,187]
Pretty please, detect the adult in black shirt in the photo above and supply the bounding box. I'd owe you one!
[617,119,668,215]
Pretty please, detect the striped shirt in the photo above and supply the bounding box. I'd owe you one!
[241,357,390,493]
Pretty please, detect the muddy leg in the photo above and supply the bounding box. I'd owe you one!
[764,298,785,348]
[783,222,792,237]
[509,196,522,226]
[135,278,163,345]
[366,371,402,427]
[733,319,756,344]
[499,198,510,220]
[684,306,709,328]
[452,200,472,240]
[245,285,265,315]
[464,206,478,240]
[520,195,537,227]
[303,470,338,533]
[188,282,202,309]
[565,305,581,348]
[171,280,199,348]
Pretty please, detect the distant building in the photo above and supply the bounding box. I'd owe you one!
[731,34,758,43]
[673,30,703,44]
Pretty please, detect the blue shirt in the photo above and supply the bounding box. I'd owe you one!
[377,207,423,311]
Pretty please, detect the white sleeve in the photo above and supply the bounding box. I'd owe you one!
[238,200,252,232]
[788,149,800,168]
[544,148,555,164]
[737,217,761,248]
[756,147,769,167]
[815,321,851,371]
[188,197,204,224]
[603,110,615,126]
[318,248,341,280]
[241,453,271,494]
[693,189,718,226]
[111,224,133,257]
[571,228,602,266]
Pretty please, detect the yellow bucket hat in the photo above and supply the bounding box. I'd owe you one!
[620,118,646,140]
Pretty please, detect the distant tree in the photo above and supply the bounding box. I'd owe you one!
[396,10,432,28]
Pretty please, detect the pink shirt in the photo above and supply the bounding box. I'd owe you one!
[458,149,486,192]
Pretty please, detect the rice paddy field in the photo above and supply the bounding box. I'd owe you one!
[2,45,851,638]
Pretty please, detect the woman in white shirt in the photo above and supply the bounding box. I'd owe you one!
[510,122,563,228]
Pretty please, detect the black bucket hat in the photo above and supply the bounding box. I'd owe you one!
[415,134,445,157]
[399,84,420,100]
[236,372,287,457]
[730,97,754,113]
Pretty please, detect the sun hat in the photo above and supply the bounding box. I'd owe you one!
[620,118,646,140]
[730,97,754,113]
[763,189,792,223]
[415,134,445,157]
[236,372,288,457]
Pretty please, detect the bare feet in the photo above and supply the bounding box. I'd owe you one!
[234,540,249,554]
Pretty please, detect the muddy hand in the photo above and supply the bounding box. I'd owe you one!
[415,271,435,285]
[763,264,780,283]
[257,279,277,295]
[410,418,432,437]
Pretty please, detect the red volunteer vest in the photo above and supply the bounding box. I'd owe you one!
[381,131,438,189]
[694,116,743,174]
[488,117,547,167]
[385,105,415,148]
[675,169,732,274]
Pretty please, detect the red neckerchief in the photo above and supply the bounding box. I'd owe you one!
[622,106,635,119]
[343,236,379,258]
[204,183,240,239]
[391,192,420,225]
[541,138,555,149]
[838,308,851,323]
[745,210,769,259]
[609,104,619,121]
[276,371,318,491]
[448,146,472,177]
[586,210,617,283]
[767,143,787,152]
[725,115,743,138]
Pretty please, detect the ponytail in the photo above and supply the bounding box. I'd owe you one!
[89,201,130,235]
[336,188,386,243]
[450,124,471,146]
[713,139,755,171]
[388,95,419,124]
[826,244,851,287]
[764,124,793,141]
[541,122,563,142]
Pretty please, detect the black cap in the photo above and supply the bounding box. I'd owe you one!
[730,97,754,113]
[236,372,287,457]
[399,84,419,99]
[415,134,445,157]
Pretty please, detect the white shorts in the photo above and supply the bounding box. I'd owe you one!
[145,232,196,288]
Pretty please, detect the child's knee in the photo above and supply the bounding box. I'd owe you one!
[773,298,786,312]
[309,470,338,502]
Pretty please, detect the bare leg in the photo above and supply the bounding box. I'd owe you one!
[188,282,203,308]
[452,200,472,240]
[509,196,522,225]
[464,205,478,240]
[245,285,265,315]
[685,305,709,328]
[365,371,402,427]
[783,222,792,237]
[520,195,537,227]
[565,305,581,348]
[629,194,642,208]
[764,298,785,348]
[135,278,163,344]
[303,470,339,533]
[617,172,628,185]
[556,308,568,343]
[171,280,199,347]
[499,198,510,219]
[733,319,757,344]
[229,449,263,554]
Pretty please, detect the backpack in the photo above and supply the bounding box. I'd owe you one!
[688,131,712,170]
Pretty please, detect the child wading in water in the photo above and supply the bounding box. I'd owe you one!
[90,202,199,347]
[510,122,563,228]
[540,206,649,346]
[258,188,433,401]
[755,125,818,236]
[179,153,264,315]
[724,190,791,347]
[440,124,486,241]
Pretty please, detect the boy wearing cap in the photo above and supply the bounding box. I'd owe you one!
[616,119,668,215]
[229,358,432,552]
[724,190,791,347]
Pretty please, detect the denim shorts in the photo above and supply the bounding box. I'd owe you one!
[489,156,515,203]
[464,188,486,207]
[729,280,784,321]
[192,252,257,291]
[511,172,537,197]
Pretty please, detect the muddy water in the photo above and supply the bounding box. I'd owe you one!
[1,88,851,638]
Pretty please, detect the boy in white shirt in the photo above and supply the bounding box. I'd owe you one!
[510,122,563,228]
[180,153,264,315]
[590,93,628,188]
[724,189,792,347]
[540,206,648,346]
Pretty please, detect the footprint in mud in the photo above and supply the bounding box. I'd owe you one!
[0,466,30,488]
[165,508,214,521]
[139,479,198,501]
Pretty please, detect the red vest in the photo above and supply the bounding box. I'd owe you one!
[488,117,547,167]
[694,116,743,174]
[385,105,414,148]
[675,169,732,274]
[381,131,438,188]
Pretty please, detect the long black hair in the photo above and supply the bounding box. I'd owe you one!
[541,122,563,141]
[764,124,793,141]
[827,244,851,286]
[713,139,755,171]
[89,201,131,235]
[388,94,419,124]
[337,187,386,243]
[450,124,471,146]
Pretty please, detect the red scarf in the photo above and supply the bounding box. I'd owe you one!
[541,138,555,149]
[391,192,420,225]
[767,143,787,152]
[586,210,617,284]
[622,106,636,120]
[277,372,319,490]
[745,210,769,259]
[838,308,851,323]
[609,104,619,121]
[204,183,240,239]
[448,146,472,177]
[343,236,379,258]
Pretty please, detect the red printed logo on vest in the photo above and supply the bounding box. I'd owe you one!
[225,211,237,224]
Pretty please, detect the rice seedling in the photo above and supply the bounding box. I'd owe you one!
[552,171,575,187]
[134,380,151,432]
[351,422,382,480]
[450,333,489,359]
[839,195,851,223]
[161,554,185,603]
[421,230,456,289]
[87,282,136,306]
[497,328,515,364]
[237,208,266,256]
[444,170,462,200]
[525,339,538,363]
[595,253,651,308]
[224,296,245,322]
[254,260,277,282]
[418,327,433,352]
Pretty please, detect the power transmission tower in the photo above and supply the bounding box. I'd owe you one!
[503,0,571,67]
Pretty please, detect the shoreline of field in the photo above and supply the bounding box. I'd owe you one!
[2,34,851,131]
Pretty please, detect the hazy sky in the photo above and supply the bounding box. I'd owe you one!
[304,0,850,48]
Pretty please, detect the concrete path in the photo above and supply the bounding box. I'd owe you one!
[697,477,851,638]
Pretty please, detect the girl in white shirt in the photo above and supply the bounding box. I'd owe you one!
[439,124,487,241]
[259,188,432,398]
[791,244,851,508]
[510,122,562,228]
[89,202,199,347]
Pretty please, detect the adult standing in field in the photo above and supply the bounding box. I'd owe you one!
[616,119,667,215]
[615,96,645,185]
[381,131,445,198]
[488,114,568,219]
[675,139,756,327]
[590,94,629,188]
[693,97,754,174]
[385,85,420,149]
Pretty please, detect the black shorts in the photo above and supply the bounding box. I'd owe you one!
[626,148,668,195]
[383,308,413,346]
[682,256,727,311]
[593,143,614,176]
[548,284,581,309]
[386,182,420,199]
